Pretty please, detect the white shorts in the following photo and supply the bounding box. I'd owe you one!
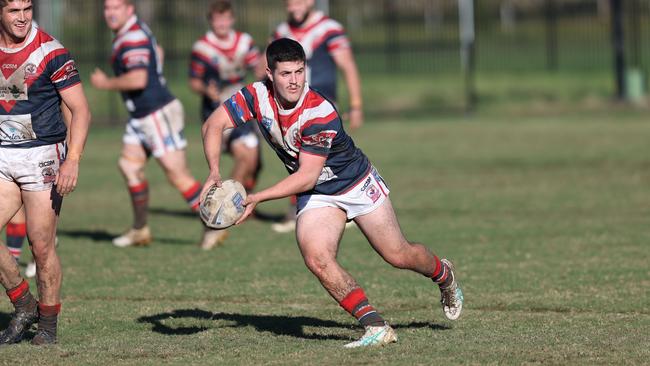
[123,99,188,158]
[297,167,390,220]
[0,142,66,191]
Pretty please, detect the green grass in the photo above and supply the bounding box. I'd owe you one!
[1,107,649,364]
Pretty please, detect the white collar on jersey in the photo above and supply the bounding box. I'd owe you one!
[116,15,138,37]
[290,10,325,30]
[206,29,236,48]
[275,82,310,116]
[0,21,39,54]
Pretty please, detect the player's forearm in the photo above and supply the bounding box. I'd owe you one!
[104,70,148,91]
[189,78,207,96]
[66,105,91,161]
[202,107,232,173]
[344,64,363,110]
[256,170,319,203]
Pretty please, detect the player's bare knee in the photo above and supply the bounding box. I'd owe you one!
[30,239,55,262]
[119,156,145,181]
[303,254,331,277]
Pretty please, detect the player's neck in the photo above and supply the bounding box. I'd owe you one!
[0,30,30,49]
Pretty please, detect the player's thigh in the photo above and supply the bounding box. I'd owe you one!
[296,206,347,260]
[10,205,26,223]
[353,197,409,257]
[0,180,23,229]
[21,188,59,245]
[230,142,258,165]
[120,143,148,165]
[156,149,190,176]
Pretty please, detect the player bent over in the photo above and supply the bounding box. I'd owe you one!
[201,38,463,347]
[0,0,91,345]
[92,0,218,248]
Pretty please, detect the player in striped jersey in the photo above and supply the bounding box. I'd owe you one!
[91,0,216,248]
[271,0,364,233]
[201,39,464,348]
[0,0,91,345]
[188,0,263,249]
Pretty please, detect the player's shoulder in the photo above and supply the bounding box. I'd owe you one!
[34,26,68,55]
[303,88,337,117]
[313,12,345,31]
[235,31,254,43]
[116,23,150,49]
[191,33,211,52]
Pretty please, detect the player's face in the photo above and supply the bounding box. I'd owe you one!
[103,0,134,32]
[268,61,306,107]
[286,0,314,25]
[0,0,33,44]
[210,11,234,38]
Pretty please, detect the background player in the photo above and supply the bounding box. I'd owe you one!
[189,0,262,249]
[91,0,220,249]
[270,0,364,233]
[0,0,91,345]
[201,38,463,348]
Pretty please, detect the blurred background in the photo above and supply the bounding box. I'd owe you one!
[33,0,650,123]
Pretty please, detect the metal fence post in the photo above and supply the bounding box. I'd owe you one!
[545,0,558,71]
[385,0,400,73]
[610,0,626,100]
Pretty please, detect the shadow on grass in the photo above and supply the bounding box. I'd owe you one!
[149,206,286,223]
[149,207,196,218]
[0,312,11,329]
[57,229,195,246]
[137,308,449,340]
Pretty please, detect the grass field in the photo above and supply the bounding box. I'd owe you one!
[1,107,649,365]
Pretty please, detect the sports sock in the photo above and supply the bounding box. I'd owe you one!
[6,280,37,312]
[430,255,452,288]
[243,178,256,193]
[182,181,201,212]
[37,303,61,335]
[339,288,385,327]
[6,222,26,263]
[128,181,149,229]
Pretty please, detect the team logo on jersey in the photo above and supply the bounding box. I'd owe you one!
[23,63,37,81]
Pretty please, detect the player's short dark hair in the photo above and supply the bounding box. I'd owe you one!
[208,0,233,18]
[266,38,306,71]
[0,0,31,10]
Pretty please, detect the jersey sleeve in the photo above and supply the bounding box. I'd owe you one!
[119,36,151,71]
[244,39,260,69]
[324,22,351,53]
[189,42,209,79]
[299,105,340,156]
[47,50,81,91]
[223,85,257,128]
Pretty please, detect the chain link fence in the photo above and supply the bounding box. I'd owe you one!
[33,0,650,121]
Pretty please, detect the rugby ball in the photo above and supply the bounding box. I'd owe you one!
[199,179,247,229]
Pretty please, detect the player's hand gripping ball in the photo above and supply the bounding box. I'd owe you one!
[199,179,247,229]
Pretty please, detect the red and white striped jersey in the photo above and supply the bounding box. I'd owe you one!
[273,11,350,102]
[0,24,80,148]
[190,30,260,119]
[224,81,369,195]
